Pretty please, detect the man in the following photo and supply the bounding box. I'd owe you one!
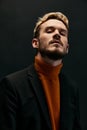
[0,12,81,130]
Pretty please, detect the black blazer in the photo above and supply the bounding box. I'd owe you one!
[0,64,81,130]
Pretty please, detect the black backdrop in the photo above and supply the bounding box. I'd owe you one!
[0,0,87,129]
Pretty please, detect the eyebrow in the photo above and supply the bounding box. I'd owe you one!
[60,28,68,33]
[45,26,67,30]
[45,26,55,29]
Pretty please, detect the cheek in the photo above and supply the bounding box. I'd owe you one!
[39,37,49,46]
[62,38,68,49]
[62,38,68,44]
[40,36,48,42]
[39,33,51,41]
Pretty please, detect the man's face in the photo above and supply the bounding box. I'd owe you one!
[35,19,69,60]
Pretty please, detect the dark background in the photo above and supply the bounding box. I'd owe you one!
[0,0,87,129]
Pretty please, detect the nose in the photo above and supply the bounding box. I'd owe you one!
[53,30,60,39]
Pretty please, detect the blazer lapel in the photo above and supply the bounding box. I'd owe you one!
[59,73,66,129]
[59,73,74,130]
[27,64,51,130]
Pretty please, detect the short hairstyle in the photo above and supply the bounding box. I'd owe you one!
[33,12,69,38]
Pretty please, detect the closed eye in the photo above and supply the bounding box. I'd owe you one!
[45,27,55,33]
[60,30,68,36]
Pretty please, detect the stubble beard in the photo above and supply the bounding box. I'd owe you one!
[39,47,67,61]
[37,39,68,61]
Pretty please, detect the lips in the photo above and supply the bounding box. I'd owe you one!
[50,40,63,46]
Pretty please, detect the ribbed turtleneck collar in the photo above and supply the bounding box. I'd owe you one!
[34,56,63,79]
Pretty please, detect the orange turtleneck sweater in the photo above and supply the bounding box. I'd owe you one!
[34,56,63,130]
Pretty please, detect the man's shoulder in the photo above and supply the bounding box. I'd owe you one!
[1,64,35,83]
[7,66,30,79]
[0,64,35,98]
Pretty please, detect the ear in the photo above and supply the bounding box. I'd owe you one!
[32,38,39,48]
[66,43,69,53]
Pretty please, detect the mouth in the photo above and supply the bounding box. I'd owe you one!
[50,40,63,47]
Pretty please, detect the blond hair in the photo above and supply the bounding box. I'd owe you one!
[33,12,69,38]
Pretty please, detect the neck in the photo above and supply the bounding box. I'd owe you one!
[36,53,62,67]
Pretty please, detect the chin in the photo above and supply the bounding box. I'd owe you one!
[46,51,67,60]
[39,48,67,60]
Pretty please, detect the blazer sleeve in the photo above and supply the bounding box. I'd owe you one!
[0,78,18,130]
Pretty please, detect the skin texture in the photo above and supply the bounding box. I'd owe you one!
[32,19,69,66]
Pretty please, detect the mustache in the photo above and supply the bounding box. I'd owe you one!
[49,39,63,46]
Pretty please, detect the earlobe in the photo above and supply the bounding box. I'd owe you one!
[66,44,69,53]
[32,38,39,48]
[66,48,69,54]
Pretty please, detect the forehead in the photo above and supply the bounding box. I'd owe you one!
[40,19,67,30]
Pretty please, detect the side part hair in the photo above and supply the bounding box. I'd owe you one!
[33,12,69,38]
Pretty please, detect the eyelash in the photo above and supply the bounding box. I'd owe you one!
[60,32,66,36]
[46,30,66,36]
[46,28,67,36]
[46,29,54,33]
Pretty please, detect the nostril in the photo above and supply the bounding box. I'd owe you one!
[53,34,60,39]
